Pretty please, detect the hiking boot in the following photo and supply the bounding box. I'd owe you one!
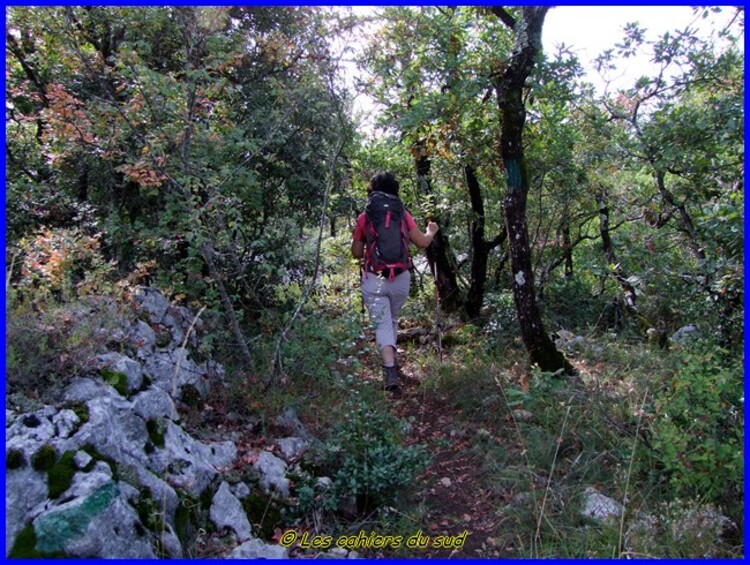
[382,365,400,392]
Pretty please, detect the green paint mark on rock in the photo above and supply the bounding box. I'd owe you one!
[34,481,119,554]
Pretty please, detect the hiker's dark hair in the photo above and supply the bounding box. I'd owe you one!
[369,171,399,196]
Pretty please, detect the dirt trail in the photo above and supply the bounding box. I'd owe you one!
[361,360,514,559]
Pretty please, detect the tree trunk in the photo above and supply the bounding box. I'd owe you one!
[562,220,573,278]
[597,192,638,315]
[414,151,463,313]
[201,241,255,373]
[492,7,573,375]
[654,170,706,262]
[465,164,506,320]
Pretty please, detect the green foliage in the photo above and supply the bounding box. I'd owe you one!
[241,491,283,540]
[483,291,518,338]
[6,6,353,323]
[173,490,204,552]
[301,400,429,516]
[645,346,743,504]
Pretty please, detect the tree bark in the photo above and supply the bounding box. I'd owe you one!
[465,164,506,320]
[562,220,573,279]
[492,7,573,375]
[414,151,463,313]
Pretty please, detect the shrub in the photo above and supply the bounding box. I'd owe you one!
[6,296,128,398]
[625,499,737,558]
[17,227,115,300]
[301,400,428,516]
[645,345,743,505]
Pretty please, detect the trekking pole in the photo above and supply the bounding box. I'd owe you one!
[432,260,443,363]
[358,263,365,322]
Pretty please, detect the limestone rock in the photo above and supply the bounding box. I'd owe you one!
[581,487,622,523]
[671,324,702,345]
[229,538,289,559]
[94,353,144,394]
[275,436,309,462]
[133,286,170,325]
[275,407,311,440]
[132,388,179,422]
[142,349,210,402]
[32,478,155,558]
[128,320,156,359]
[253,451,290,496]
[210,482,252,542]
[5,466,48,554]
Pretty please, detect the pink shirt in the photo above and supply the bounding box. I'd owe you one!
[352,210,417,243]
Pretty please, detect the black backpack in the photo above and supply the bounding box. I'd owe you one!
[364,191,412,279]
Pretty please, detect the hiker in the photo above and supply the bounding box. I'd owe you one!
[351,171,439,392]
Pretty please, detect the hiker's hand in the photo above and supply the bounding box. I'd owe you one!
[426,221,439,236]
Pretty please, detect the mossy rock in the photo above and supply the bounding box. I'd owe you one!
[7,448,26,470]
[31,444,59,472]
[8,523,67,558]
[30,445,79,499]
[146,419,166,448]
[81,444,120,481]
[101,369,129,397]
[47,451,78,499]
[66,401,90,424]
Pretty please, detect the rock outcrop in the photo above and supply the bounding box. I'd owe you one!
[5,287,303,559]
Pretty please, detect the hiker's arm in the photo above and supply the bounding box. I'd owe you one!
[409,221,439,249]
[351,240,365,259]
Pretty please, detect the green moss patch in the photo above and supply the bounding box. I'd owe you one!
[81,444,120,481]
[101,369,129,396]
[146,419,166,448]
[48,451,78,499]
[31,444,78,499]
[66,401,90,424]
[7,448,26,470]
[31,444,58,472]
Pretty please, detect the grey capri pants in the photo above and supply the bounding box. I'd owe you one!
[361,270,411,353]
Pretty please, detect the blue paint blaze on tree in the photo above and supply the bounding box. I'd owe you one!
[34,482,119,554]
